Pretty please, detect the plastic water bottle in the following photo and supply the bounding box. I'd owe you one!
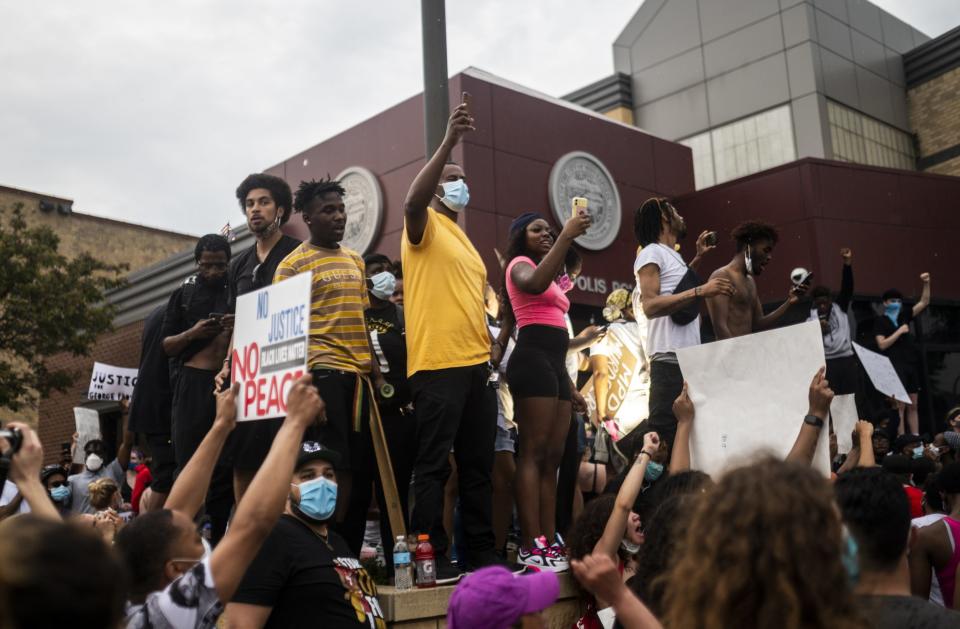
[393,535,413,590]
[415,533,436,588]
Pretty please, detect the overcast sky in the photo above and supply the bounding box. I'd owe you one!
[1,1,956,236]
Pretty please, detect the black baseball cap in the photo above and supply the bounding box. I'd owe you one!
[295,441,341,471]
[40,464,67,483]
[893,434,923,452]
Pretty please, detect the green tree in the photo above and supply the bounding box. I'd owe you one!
[0,203,126,410]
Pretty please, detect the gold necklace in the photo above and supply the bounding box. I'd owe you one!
[287,513,334,551]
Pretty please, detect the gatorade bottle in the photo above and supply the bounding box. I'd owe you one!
[415,533,436,588]
[393,535,413,591]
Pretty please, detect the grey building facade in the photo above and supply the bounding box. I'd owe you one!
[569,0,934,189]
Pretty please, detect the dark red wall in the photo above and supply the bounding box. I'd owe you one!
[267,70,694,307]
[674,158,960,304]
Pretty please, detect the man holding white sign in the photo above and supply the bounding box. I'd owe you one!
[273,177,388,558]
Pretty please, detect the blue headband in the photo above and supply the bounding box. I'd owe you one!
[509,212,542,237]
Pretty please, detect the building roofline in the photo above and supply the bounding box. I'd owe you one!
[904,24,960,88]
[0,183,72,204]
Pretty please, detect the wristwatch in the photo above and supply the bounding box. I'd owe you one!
[804,414,824,428]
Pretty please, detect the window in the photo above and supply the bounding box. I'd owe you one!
[827,101,914,170]
[679,105,796,189]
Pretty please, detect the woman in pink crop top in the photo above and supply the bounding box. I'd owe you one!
[500,209,590,572]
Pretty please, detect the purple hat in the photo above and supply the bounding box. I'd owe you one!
[447,566,559,629]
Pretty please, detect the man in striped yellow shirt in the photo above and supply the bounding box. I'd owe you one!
[274,177,386,557]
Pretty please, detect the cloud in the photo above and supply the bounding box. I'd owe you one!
[0,1,954,236]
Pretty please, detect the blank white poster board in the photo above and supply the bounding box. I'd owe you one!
[676,321,830,477]
[853,343,911,404]
[832,394,859,454]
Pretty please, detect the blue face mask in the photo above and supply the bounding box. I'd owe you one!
[912,445,925,459]
[369,271,397,301]
[128,461,139,471]
[293,476,338,522]
[50,485,71,503]
[842,527,860,586]
[644,460,664,482]
[437,179,470,213]
[884,301,902,326]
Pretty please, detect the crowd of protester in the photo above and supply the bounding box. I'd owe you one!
[0,100,957,629]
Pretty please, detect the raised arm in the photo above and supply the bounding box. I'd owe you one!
[570,553,664,629]
[4,424,60,522]
[403,103,474,245]
[786,368,832,465]
[836,249,853,312]
[669,383,694,474]
[210,374,323,603]
[855,420,875,467]
[755,283,806,331]
[164,385,238,517]
[510,213,590,296]
[590,353,611,425]
[704,269,733,340]
[913,272,931,318]
[594,432,658,560]
[115,408,134,470]
[687,230,717,273]
[638,264,733,320]
[909,528,934,598]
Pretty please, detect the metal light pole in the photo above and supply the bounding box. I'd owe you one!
[421,0,449,158]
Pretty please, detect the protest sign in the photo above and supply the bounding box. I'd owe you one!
[231,272,311,421]
[582,323,648,440]
[676,321,830,477]
[853,343,911,404]
[831,394,859,454]
[73,407,101,464]
[87,362,138,401]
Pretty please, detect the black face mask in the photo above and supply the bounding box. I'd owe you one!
[196,273,227,291]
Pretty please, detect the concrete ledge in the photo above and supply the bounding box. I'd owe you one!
[379,572,584,628]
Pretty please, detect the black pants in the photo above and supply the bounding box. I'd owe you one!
[144,433,176,495]
[377,407,416,574]
[648,360,684,456]
[409,363,497,564]
[171,366,234,545]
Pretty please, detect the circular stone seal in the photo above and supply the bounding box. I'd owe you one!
[335,166,383,254]
[548,151,622,251]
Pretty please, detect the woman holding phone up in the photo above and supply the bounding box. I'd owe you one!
[499,207,590,571]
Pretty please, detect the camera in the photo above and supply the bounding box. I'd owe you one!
[0,427,23,455]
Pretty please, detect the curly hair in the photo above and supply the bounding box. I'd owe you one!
[87,478,119,511]
[632,494,698,617]
[566,494,618,562]
[235,173,293,224]
[662,458,866,629]
[731,220,779,252]
[293,177,346,214]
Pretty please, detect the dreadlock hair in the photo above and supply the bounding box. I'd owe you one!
[731,220,779,252]
[293,177,346,214]
[634,198,668,247]
[663,458,866,629]
[235,173,293,224]
[194,234,231,262]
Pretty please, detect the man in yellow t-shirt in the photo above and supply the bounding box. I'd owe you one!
[274,177,386,558]
[401,102,499,580]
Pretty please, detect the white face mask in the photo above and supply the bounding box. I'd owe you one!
[621,539,641,555]
[85,453,104,472]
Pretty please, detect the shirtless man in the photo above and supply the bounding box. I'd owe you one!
[162,234,234,541]
[705,220,805,340]
[910,461,960,608]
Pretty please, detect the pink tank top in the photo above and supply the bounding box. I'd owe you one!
[506,256,569,330]
[936,516,960,608]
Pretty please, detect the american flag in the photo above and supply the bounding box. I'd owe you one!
[219,222,235,242]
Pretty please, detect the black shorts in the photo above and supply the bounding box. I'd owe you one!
[311,369,371,471]
[229,418,284,471]
[506,325,571,401]
[171,366,218,473]
[893,362,921,395]
[144,433,175,494]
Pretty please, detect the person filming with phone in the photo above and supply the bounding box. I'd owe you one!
[161,233,234,543]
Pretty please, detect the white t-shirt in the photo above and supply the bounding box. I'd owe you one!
[0,480,31,515]
[590,320,649,434]
[490,324,517,431]
[564,314,581,384]
[913,513,950,607]
[633,244,700,356]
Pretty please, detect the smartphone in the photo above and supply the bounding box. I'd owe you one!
[461,91,471,112]
[572,196,589,218]
[704,231,718,247]
[208,312,226,321]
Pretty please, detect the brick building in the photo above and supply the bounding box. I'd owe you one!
[905,25,960,176]
[0,183,195,439]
